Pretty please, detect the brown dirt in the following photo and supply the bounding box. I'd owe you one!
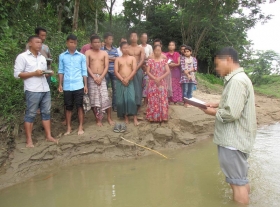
[0,89,279,190]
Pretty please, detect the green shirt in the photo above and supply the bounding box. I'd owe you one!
[213,68,257,154]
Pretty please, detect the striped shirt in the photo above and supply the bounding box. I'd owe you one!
[213,68,257,154]
[101,46,119,72]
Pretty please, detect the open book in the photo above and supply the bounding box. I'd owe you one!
[183,97,207,109]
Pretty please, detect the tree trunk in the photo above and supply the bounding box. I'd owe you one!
[193,27,208,57]
[72,0,80,32]
[57,0,65,32]
[95,8,98,33]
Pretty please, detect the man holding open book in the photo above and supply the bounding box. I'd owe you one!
[200,47,257,205]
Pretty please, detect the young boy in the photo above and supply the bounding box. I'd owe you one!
[14,36,57,147]
[180,46,197,107]
[114,42,139,126]
[58,34,88,135]
[85,35,114,127]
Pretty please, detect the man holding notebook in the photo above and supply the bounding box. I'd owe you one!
[200,47,256,205]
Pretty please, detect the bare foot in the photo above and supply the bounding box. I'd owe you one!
[64,130,72,135]
[46,137,59,145]
[96,120,103,127]
[107,118,115,126]
[26,143,35,148]
[184,103,189,108]
[134,120,140,126]
[134,116,140,126]
[78,127,84,135]
[125,116,129,124]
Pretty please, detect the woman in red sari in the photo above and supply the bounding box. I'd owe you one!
[146,45,170,122]
[166,41,182,104]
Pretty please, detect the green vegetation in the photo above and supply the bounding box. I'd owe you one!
[0,0,278,134]
[253,75,280,98]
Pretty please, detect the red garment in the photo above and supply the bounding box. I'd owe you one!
[146,59,169,122]
[166,52,182,103]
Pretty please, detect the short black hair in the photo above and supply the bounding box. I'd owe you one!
[119,37,127,43]
[120,41,128,48]
[216,47,239,63]
[66,34,77,41]
[90,31,96,37]
[184,46,193,52]
[153,45,161,50]
[103,32,113,40]
[90,35,101,43]
[35,27,47,35]
[28,35,41,42]
[180,44,187,49]
[153,38,162,46]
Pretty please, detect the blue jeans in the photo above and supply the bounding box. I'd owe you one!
[182,83,194,99]
[105,71,117,108]
[24,91,51,123]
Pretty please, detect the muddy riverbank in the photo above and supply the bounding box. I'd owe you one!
[0,89,279,190]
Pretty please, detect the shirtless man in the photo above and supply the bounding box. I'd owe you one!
[85,35,114,126]
[127,32,145,112]
[114,42,139,126]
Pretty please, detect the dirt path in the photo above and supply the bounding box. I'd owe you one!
[0,90,279,190]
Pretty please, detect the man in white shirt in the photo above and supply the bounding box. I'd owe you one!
[139,33,153,58]
[117,37,127,57]
[14,36,58,148]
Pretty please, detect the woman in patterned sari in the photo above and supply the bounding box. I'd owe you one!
[166,41,182,104]
[146,45,170,122]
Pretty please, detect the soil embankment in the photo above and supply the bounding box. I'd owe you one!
[0,90,279,190]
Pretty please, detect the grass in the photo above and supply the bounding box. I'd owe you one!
[253,75,280,98]
[196,73,223,93]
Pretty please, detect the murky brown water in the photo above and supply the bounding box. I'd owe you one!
[0,124,280,207]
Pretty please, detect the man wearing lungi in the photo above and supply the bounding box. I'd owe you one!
[127,32,145,115]
[85,35,114,126]
[114,41,139,126]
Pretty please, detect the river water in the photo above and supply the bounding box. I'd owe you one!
[0,123,280,207]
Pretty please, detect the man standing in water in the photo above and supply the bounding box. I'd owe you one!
[14,36,58,147]
[127,32,145,113]
[200,47,256,205]
[85,35,114,126]
[114,41,139,126]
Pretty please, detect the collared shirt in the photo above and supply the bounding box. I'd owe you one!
[101,46,119,72]
[26,43,52,69]
[180,56,197,84]
[214,68,257,154]
[58,50,87,91]
[80,43,91,54]
[14,50,49,92]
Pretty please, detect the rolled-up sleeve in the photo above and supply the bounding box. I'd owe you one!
[216,79,247,123]
[58,54,64,74]
[81,54,88,77]
[14,55,25,79]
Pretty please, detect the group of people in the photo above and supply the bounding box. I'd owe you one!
[14,27,257,205]
[14,27,198,147]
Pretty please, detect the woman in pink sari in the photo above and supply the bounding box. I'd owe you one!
[146,45,170,122]
[166,41,182,104]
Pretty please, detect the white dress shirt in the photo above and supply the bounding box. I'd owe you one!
[14,50,49,92]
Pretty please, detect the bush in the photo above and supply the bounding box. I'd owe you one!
[196,73,224,85]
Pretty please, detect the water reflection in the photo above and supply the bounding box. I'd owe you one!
[0,124,280,207]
